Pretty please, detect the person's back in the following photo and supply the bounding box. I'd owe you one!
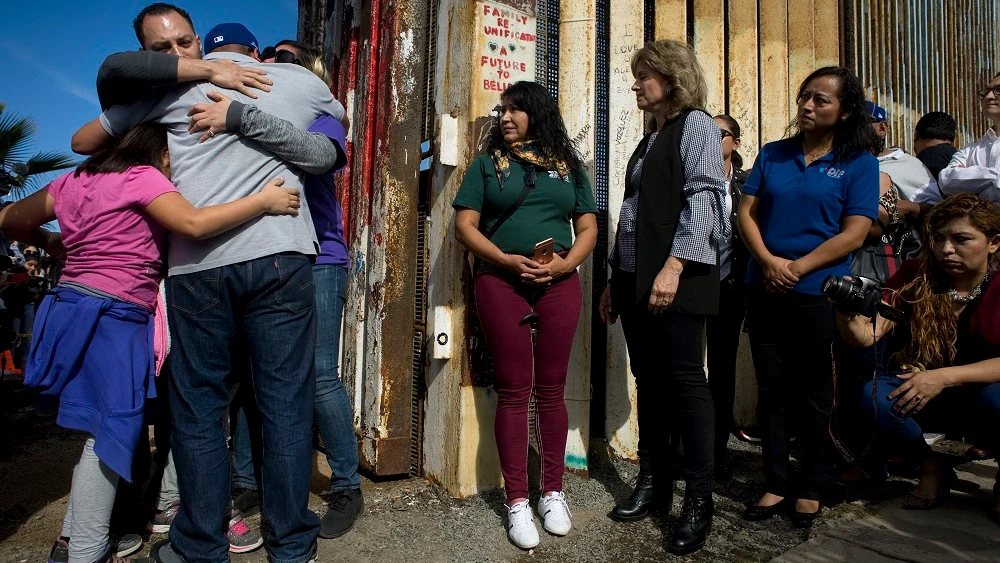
[50,166,174,309]
[100,51,344,274]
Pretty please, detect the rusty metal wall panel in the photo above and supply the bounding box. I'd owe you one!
[727,0,759,162]
[559,0,597,473]
[604,0,645,462]
[693,0,726,114]
[655,0,687,41]
[813,0,839,67]
[758,0,789,144]
[786,0,815,115]
[845,0,1000,152]
[312,0,425,477]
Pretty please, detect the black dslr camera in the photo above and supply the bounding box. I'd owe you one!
[821,274,907,323]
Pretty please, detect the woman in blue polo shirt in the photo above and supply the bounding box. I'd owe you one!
[737,66,879,528]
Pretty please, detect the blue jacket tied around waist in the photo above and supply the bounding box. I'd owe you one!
[25,287,155,481]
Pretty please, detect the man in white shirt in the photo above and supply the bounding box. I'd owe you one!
[867,101,942,257]
[939,72,1000,205]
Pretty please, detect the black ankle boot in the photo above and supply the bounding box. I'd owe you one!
[610,468,658,522]
[670,496,713,555]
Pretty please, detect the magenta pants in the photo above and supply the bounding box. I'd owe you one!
[475,268,582,501]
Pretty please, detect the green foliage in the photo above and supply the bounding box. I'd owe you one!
[0,102,76,200]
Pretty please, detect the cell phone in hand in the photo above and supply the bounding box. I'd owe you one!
[533,238,554,265]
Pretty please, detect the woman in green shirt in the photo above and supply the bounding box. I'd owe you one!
[453,81,597,550]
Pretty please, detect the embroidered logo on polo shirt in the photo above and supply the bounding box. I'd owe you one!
[824,167,845,178]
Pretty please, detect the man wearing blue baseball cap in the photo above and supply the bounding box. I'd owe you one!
[867,100,942,258]
[202,22,259,56]
[71,12,348,563]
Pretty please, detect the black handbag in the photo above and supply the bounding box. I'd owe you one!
[851,186,906,283]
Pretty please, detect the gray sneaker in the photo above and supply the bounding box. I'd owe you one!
[227,508,263,553]
[49,534,143,563]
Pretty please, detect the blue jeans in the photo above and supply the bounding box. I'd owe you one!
[231,265,360,493]
[313,265,361,491]
[167,254,319,563]
[861,373,1000,458]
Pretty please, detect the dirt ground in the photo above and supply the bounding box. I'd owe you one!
[0,377,975,563]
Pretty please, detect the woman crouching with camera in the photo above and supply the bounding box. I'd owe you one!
[837,193,1000,521]
[453,81,598,549]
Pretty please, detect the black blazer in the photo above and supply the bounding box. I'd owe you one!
[612,109,720,316]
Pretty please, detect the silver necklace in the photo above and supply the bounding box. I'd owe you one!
[950,269,993,304]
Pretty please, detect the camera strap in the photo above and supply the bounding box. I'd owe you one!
[484,164,537,241]
[828,314,880,468]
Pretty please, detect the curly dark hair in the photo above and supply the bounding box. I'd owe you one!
[484,81,583,173]
[789,66,880,163]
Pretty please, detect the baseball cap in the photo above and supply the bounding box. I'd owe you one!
[865,101,888,123]
[204,23,259,55]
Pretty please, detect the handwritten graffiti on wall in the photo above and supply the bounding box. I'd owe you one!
[472,2,537,117]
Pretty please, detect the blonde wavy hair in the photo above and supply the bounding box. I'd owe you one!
[630,40,708,124]
[296,46,333,88]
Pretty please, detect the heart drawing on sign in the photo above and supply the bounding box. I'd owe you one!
[488,41,498,52]
[509,44,516,51]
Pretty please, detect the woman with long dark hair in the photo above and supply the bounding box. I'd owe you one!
[453,81,597,549]
[598,39,728,555]
[738,66,879,528]
[0,123,297,563]
[838,193,1000,521]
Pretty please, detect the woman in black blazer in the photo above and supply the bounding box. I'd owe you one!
[599,39,728,556]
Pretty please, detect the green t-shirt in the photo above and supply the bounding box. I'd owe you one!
[453,154,598,256]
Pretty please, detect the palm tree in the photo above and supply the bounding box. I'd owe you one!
[0,102,76,201]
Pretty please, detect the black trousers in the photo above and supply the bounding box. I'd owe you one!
[746,287,835,501]
[615,271,715,497]
[706,274,747,463]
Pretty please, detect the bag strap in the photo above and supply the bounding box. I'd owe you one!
[484,164,536,240]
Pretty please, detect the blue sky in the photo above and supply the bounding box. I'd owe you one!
[1,0,298,178]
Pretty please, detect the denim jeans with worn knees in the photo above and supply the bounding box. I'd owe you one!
[167,254,319,563]
[313,265,361,491]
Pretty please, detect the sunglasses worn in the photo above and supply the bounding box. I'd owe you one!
[978,85,1000,99]
[261,46,302,66]
[720,129,736,140]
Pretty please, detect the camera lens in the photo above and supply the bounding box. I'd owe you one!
[821,275,857,303]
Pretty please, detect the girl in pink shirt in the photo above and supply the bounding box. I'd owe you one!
[0,122,299,563]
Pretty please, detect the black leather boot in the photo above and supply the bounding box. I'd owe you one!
[610,455,662,522]
[669,496,713,555]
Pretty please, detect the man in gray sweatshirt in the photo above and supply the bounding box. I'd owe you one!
[72,20,344,563]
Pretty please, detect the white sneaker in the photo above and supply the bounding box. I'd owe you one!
[537,491,572,536]
[506,499,540,549]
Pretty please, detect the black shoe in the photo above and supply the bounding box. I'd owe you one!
[319,488,364,539]
[791,507,821,529]
[669,496,713,555]
[610,469,661,522]
[742,498,788,521]
[230,487,261,518]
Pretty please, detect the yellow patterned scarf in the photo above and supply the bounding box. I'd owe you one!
[491,141,570,188]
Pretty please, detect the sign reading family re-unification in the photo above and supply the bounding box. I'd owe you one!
[472,1,537,117]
